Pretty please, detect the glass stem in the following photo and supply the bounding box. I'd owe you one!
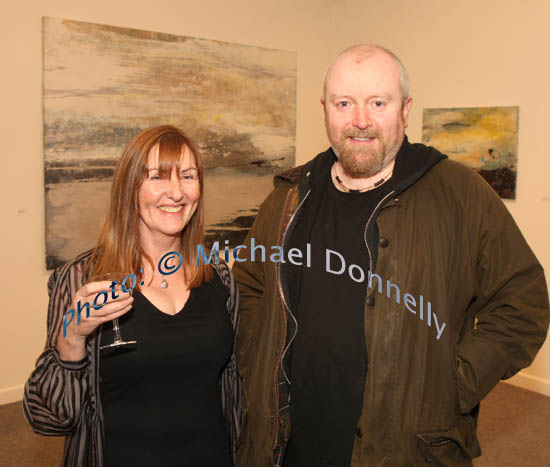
[112,319,123,343]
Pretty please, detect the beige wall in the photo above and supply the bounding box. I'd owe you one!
[1,0,549,404]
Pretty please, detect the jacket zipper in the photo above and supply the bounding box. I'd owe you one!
[273,188,311,448]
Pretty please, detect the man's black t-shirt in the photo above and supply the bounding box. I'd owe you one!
[283,163,395,467]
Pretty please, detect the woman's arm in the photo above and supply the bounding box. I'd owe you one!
[213,261,244,460]
[23,256,93,435]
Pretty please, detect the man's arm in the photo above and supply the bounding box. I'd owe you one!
[457,174,549,414]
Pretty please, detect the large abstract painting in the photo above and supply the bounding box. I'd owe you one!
[422,106,518,199]
[43,17,296,269]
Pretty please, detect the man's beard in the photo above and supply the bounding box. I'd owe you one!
[330,129,388,178]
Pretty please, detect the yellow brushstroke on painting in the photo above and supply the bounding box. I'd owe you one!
[422,107,518,169]
[198,68,295,128]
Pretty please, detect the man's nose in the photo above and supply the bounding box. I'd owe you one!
[352,105,371,129]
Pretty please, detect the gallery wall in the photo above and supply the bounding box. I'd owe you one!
[1,0,549,404]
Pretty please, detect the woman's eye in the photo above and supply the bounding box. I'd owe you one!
[181,170,199,181]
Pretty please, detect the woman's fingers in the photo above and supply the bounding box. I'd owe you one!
[98,302,134,324]
[64,289,134,339]
[86,295,134,320]
[71,285,132,315]
[78,282,132,302]
[79,280,116,298]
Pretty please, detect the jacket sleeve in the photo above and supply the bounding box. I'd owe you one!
[231,182,291,386]
[23,263,92,436]
[456,174,550,414]
[232,209,268,386]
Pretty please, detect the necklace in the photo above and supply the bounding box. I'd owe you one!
[331,160,395,193]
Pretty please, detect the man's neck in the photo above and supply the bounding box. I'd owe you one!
[332,159,396,193]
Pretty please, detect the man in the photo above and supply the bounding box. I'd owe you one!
[232,45,549,467]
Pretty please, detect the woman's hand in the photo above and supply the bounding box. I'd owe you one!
[56,280,134,361]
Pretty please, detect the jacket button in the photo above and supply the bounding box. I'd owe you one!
[425,457,433,463]
[366,296,375,307]
[356,427,363,438]
[379,237,389,247]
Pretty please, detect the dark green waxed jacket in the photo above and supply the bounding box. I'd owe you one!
[233,139,549,467]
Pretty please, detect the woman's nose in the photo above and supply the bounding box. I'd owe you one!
[167,173,183,199]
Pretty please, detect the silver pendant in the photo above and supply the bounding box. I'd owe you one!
[160,278,168,289]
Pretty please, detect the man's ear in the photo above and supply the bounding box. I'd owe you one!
[402,96,413,128]
[320,97,326,111]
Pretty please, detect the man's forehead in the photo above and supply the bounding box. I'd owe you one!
[325,54,401,97]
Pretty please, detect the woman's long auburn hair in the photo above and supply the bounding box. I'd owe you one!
[84,125,213,289]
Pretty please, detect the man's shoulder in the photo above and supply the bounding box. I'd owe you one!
[274,147,334,188]
[275,164,304,186]
[411,154,506,217]
[404,140,489,187]
[401,142,504,209]
[428,157,494,190]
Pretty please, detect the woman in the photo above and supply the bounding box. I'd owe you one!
[24,125,242,466]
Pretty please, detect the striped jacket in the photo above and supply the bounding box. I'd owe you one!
[23,250,243,466]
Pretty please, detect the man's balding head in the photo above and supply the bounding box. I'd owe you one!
[323,45,410,105]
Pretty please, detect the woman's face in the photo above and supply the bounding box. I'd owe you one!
[138,143,200,243]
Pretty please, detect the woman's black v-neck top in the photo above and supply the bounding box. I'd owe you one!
[99,273,233,467]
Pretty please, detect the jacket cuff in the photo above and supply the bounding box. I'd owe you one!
[52,347,90,371]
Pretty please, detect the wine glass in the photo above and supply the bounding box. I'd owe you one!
[88,272,138,351]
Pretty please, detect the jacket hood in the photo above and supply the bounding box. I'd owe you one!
[275,136,447,198]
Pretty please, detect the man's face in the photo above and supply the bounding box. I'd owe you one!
[322,51,412,178]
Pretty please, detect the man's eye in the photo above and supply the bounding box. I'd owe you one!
[373,100,385,108]
[336,101,350,108]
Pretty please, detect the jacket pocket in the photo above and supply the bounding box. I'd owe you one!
[415,426,474,466]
